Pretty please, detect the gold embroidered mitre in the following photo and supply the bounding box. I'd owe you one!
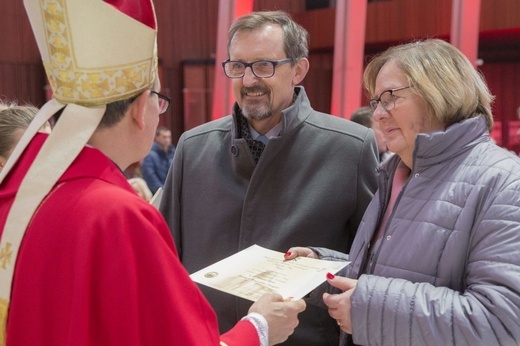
[25,0,158,106]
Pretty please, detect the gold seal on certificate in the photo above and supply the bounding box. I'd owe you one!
[204,272,219,279]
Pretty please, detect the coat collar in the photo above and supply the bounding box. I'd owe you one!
[380,116,490,175]
[413,116,490,171]
[231,86,312,139]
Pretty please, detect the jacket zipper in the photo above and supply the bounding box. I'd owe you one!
[366,168,414,275]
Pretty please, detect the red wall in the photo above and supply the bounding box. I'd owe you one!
[1,0,519,150]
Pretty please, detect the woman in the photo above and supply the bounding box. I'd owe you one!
[0,102,50,172]
[127,177,153,201]
[286,39,520,345]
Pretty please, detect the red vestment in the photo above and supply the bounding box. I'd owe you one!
[0,134,258,345]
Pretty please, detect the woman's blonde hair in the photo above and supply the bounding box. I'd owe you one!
[128,177,153,201]
[0,102,39,158]
[363,39,494,131]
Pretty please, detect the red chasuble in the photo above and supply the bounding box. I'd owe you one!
[0,134,258,346]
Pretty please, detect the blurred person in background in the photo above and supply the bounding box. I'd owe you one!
[350,106,393,162]
[141,125,175,194]
[127,177,153,201]
[0,101,50,172]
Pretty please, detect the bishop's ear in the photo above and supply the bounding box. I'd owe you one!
[130,90,151,130]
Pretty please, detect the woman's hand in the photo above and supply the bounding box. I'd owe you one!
[283,247,319,260]
[322,273,357,334]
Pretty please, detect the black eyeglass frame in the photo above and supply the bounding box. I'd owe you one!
[222,58,294,79]
[150,90,172,114]
[368,86,410,112]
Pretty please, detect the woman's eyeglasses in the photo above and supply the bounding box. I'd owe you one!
[369,86,410,112]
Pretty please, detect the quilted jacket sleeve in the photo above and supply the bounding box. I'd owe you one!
[350,177,520,346]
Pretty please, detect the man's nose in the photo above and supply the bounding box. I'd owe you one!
[242,67,259,86]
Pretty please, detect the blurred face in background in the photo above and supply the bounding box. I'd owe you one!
[155,129,172,151]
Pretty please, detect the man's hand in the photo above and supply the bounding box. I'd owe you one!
[322,274,357,334]
[249,293,306,345]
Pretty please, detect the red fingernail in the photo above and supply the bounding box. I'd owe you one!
[285,252,292,257]
[327,272,335,280]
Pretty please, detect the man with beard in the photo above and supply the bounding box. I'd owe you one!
[160,10,379,346]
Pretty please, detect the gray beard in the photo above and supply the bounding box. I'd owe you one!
[241,104,272,121]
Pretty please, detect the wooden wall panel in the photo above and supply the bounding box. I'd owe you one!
[0,0,518,149]
[183,63,215,131]
[302,52,333,113]
[480,0,520,30]
[0,0,45,106]
[253,0,305,12]
[293,8,336,50]
[293,0,453,50]
[480,62,520,150]
[154,0,219,140]
[365,0,453,43]
[1,0,40,63]
[294,0,520,51]
[0,63,46,107]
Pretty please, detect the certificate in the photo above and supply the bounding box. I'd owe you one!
[190,244,349,302]
[149,187,163,209]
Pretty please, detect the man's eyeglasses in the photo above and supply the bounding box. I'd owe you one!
[222,58,294,79]
[150,90,171,114]
[369,86,410,112]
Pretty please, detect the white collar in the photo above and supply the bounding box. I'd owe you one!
[249,121,283,140]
